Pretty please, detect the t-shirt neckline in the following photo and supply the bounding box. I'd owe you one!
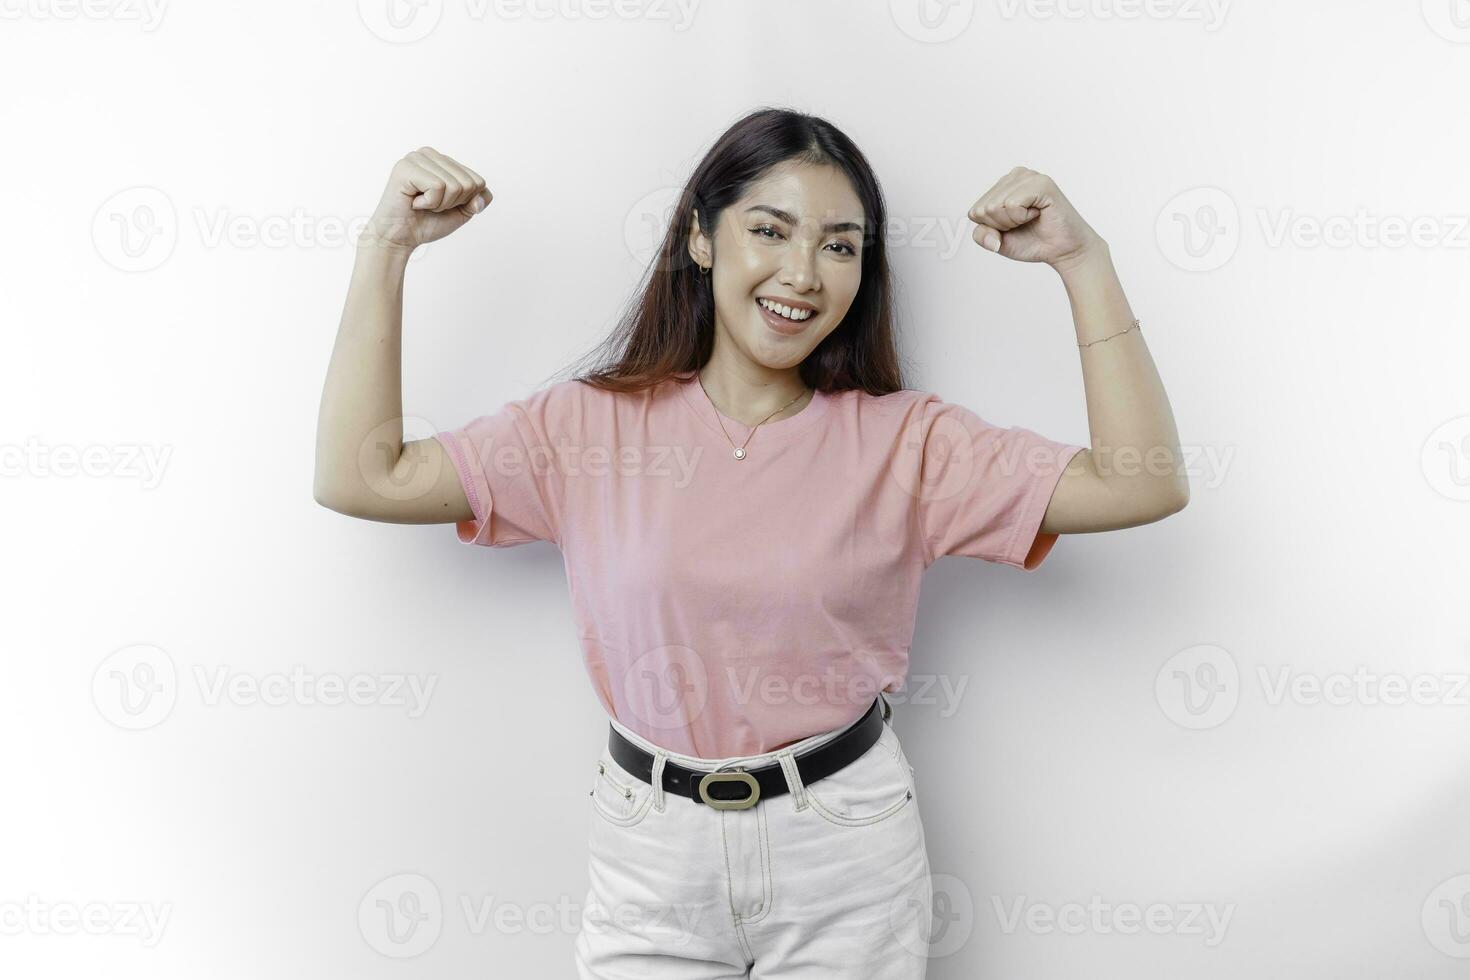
[673,369,832,443]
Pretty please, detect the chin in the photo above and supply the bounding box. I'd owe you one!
[743,339,814,370]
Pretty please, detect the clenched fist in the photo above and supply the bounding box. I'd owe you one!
[360,146,493,251]
[968,167,1104,271]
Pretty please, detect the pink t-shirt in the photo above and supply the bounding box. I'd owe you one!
[434,369,1084,759]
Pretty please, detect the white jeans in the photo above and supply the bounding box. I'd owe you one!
[575,695,934,979]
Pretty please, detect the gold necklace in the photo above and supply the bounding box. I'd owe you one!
[697,373,809,460]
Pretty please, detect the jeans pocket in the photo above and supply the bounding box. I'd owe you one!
[588,748,655,827]
[802,722,916,828]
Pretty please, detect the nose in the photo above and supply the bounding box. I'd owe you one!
[778,239,819,293]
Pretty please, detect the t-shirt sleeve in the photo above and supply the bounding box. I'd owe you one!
[912,396,1086,570]
[432,381,577,549]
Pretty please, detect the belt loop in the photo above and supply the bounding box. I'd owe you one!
[651,750,667,812]
[777,750,807,811]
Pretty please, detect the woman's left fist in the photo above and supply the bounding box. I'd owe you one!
[968,167,1104,270]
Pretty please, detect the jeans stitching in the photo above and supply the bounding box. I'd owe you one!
[591,754,654,827]
[733,917,755,966]
[801,727,914,828]
[591,790,653,826]
[720,811,739,918]
[651,751,667,813]
[804,790,913,828]
[721,814,758,964]
[589,768,628,820]
[778,750,808,811]
[739,803,774,925]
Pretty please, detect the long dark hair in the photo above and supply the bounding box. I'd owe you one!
[561,106,906,397]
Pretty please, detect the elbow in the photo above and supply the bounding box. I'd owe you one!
[315,489,371,519]
[1119,477,1189,526]
[313,475,353,515]
[313,487,343,514]
[1096,471,1190,528]
[1155,478,1190,519]
[313,457,367,515]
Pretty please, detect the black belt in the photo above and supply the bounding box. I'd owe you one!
[606,695,888,811]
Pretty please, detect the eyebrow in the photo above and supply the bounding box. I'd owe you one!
[745,205,864,236]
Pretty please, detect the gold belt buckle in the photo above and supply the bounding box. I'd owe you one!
[697,767,760,810]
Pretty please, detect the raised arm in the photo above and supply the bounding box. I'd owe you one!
[1040,242,1189,534]
[968,166,1190,535]
[312,147,493,524]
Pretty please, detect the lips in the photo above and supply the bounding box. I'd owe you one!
[756,298,811,336]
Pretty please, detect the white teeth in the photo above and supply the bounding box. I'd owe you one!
[758,298,812,322]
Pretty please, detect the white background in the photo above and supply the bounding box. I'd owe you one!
[3,0,1469,977]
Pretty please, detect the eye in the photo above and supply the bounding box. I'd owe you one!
[752,224,857,256]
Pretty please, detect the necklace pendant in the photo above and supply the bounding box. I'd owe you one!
[733,447,746,460]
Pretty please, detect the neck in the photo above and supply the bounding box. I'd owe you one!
[697,350,809,427]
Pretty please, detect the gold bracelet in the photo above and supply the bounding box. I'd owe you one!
[1078,318,1140,349]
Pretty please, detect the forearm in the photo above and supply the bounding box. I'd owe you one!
[313,241,413,507]
[1056,243,1189,513]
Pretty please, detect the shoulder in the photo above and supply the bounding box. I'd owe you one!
[830,386,956,427]
[515,376,616,414]
[832,389,1014,461]
[513,375,677,425]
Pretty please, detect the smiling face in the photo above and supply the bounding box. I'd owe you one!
[688,161,866,372]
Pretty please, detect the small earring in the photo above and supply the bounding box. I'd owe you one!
[698,262,710,275]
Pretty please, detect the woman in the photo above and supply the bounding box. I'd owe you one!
[313,107,1188,978]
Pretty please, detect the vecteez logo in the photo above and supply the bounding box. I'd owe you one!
[1155,644,1240,730]
[359,873,443,957]
[92,643,179,731]
[91,644,439,729]
[889,0,976,43]
[91,187,440,272]
[92,186,178,273]
[358,0,444,42]
[1422,0,1470,43]
[1155,187,1240,272]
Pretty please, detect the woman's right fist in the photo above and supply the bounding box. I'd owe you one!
[360,147,493,250]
